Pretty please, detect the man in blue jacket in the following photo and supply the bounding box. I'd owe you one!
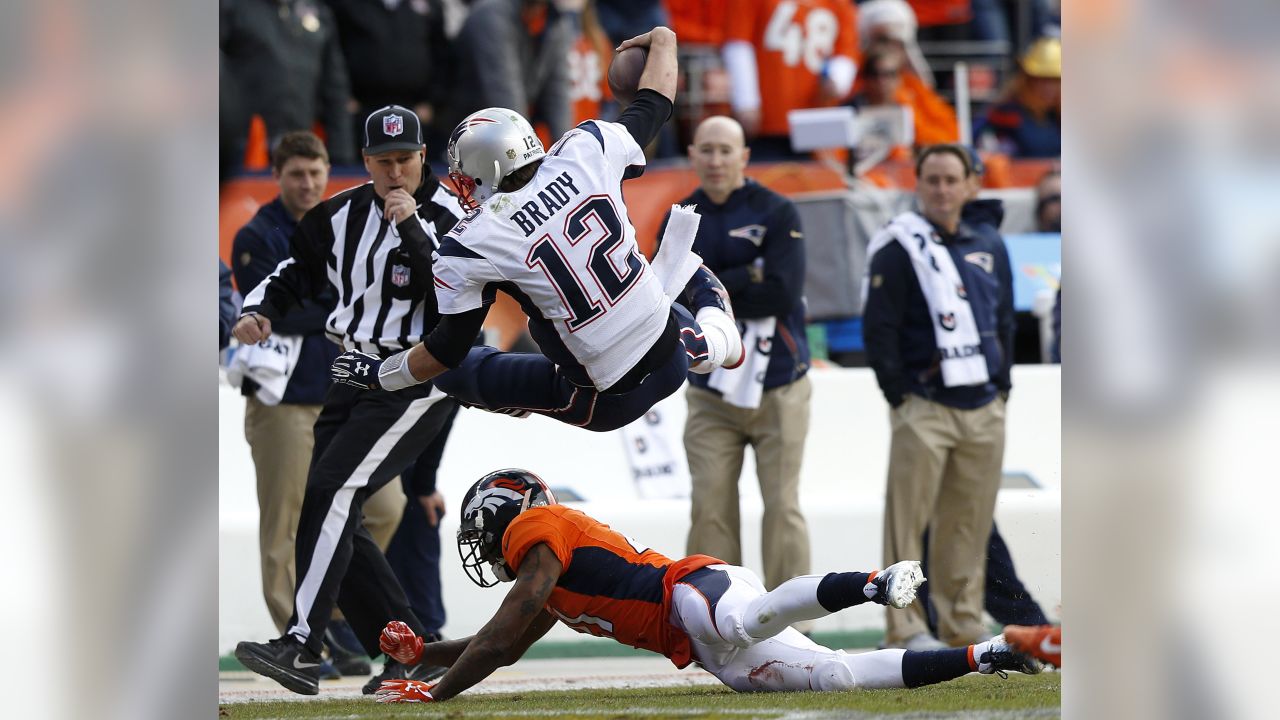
[911,148,1051,640]
[862,144,1015,651]
[659,116,812,596]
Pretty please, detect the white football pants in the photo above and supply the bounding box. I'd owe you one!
[670,564,908,692]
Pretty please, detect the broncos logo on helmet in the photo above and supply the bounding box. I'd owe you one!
[456,469,557,587]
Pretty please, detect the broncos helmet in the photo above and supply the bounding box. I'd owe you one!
[446,107,546,213]
[457,468,557,587]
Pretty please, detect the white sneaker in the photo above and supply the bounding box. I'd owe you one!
[692,308,744,372]
[866,560,926,609]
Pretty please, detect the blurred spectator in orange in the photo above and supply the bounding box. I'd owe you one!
[665,0,729,46]
[448,0,578,149]
[721,0,860,159]
[858,0,936,88]
[849,45,958,152]
[975,37,1061,158]
[1035,166,1062,232]
[567,1,613,126]
[220,0,355,166]
[326,0,453,164]
[906,0,971,40]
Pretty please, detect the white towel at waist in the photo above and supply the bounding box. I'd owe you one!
[707,317,776,409]
[226,334,304,405]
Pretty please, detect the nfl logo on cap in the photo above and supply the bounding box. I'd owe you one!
[384,114,404,137]
[364,105,422,154]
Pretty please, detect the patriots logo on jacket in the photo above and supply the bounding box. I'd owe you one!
[964,252,994,274]
[728,224,767,247]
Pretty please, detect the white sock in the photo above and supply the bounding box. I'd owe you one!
[693,307,742,372]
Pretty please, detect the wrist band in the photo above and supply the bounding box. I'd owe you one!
[379,349,424,392]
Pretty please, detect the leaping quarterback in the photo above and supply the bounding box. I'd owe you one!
[369,468,1041,703]
[330,27,744,433]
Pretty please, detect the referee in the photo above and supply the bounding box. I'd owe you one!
[233,106,464,695]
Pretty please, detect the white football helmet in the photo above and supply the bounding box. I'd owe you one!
[446,107,546,212]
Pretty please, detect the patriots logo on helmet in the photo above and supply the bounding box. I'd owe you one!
[383,114,404,137]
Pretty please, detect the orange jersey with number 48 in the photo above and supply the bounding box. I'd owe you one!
[726,0,860,137]
[502,505,721,668]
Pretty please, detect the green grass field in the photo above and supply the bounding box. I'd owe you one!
[219,673,1060,719]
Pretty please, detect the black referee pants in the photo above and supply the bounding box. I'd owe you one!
[283,381,456,657]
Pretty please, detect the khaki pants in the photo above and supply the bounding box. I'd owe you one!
[684,376,811,590]
[882,394,1005,646]
[245,396,405,633]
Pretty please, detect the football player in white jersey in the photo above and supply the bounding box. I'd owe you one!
[331,26,744,432]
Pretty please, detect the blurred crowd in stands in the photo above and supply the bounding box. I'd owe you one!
[220,0,1062,366]
[220,0,1060,179]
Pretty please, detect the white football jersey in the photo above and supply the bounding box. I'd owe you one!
[433,120,670,390]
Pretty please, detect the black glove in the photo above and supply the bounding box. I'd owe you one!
[332,350,383,390]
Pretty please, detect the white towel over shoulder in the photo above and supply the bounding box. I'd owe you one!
[863,212,988,387]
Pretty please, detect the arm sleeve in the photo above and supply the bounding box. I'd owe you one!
[240,205,333,322]
[423,305,489,369]
[722,200,806,319]
[994,238,1016,392]
[615,89,674,151]
[862,241,911,406]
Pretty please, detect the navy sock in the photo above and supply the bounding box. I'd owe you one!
[901,648,973,688]
[815,572,874,612]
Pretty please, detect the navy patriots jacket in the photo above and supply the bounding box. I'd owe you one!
[660,179,809,392]
[862,199,1015,410]
[231,197,339,405]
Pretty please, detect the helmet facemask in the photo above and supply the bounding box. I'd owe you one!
[445,108,545,214]
[456,469,557,588]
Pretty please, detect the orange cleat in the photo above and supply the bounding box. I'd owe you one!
[1003,624,1061,668]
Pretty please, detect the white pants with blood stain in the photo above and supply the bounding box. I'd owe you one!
[670,564,908,692]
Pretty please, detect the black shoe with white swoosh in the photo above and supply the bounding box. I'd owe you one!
[235,636,323,695]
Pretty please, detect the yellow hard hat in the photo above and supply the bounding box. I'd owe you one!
[1020,37,1061,78]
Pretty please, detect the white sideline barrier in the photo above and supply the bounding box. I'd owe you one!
[220,366,1060,654]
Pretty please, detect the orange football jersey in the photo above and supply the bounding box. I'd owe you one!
[568,31,612,126]
[502,505,721,668]
[725,0,860,137]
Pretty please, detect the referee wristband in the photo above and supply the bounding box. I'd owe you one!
[378,348,426,392]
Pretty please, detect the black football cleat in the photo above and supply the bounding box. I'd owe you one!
[235,636,323,695]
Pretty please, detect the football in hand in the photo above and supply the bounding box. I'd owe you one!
[608,46,648,104]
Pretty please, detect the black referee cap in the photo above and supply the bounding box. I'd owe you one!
[363,105,424,155]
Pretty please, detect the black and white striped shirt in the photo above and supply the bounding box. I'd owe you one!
[242,173,465,356]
